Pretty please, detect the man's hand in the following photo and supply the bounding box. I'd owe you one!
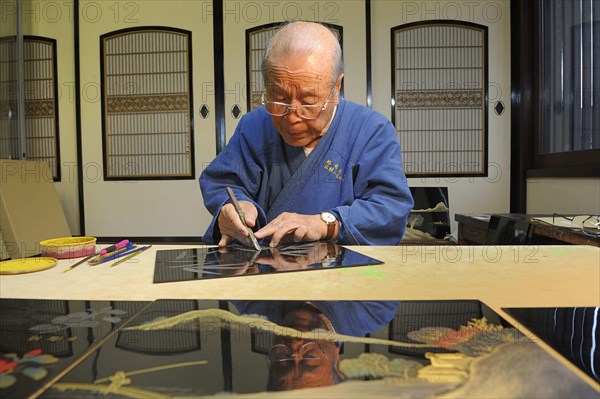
[254,212,334,247]
[217,201,258,247]
[254,242,332,270]
[216,246,259,275]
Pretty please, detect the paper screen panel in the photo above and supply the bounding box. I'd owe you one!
[0,37,60,180]
[102,28,193,179]
[24,38,59,179]
[392,22,488,177]
[0,38,19,161]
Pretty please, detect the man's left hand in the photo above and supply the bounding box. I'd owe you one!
[254,212,333,247]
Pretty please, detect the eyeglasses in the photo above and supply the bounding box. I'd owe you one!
[266,342,327,367]
[262,93,333,120]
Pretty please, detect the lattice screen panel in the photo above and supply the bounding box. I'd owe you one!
[392,22,488,177]
[102,28,193,179]
[0,38,18,161]
[246,23,342,112]
[0,37,60,179]
[24,38,59,179]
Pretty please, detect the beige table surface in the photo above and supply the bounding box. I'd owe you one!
[1,244,599,394]
[1,244,598,309]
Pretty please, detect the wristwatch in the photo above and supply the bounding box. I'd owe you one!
[320,212,337,240]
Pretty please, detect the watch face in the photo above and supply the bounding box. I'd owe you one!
[322,212,336,223]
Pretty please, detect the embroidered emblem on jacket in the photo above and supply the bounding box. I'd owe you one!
[324,159,344,181]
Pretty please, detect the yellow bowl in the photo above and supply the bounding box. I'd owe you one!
[40,237,97,259]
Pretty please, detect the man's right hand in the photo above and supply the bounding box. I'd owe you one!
[217,200,258,247]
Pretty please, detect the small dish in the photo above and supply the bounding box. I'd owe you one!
[0,257,58,274]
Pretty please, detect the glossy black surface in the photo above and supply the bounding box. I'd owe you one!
[34,299,597,398]
[407,187,450,239]
[3,299,597,398]
[153,242,383,283]
[504,306,600,383]
[0,299,151,399]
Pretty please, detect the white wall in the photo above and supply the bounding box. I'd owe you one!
[371,0,512,235]
[527,178,600,214]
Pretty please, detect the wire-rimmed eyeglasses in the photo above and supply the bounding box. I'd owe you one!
[262,93,333,120]
[266,342,328,368]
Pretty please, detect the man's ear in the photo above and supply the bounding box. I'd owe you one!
[331,73,344,104]
[333,349,345,382]
[336,73,344,94]
[336,73,344,88]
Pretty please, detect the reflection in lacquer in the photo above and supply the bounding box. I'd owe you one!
[265,304,344,390]
[234,301,397,391]
[20,300,598,398]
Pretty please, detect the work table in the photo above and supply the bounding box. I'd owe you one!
[1,244,598,397]
[2,244,598,309]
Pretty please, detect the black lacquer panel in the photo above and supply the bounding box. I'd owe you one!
[405,187,451,240]
[0,299,151,399]
[32,300,598,398]
[153,242,383,283]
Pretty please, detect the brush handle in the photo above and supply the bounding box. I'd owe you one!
[110,245,152,267]
[226,187,246,222]
[225,187,261,251]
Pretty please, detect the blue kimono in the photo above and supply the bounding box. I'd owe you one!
[200,99,413,245]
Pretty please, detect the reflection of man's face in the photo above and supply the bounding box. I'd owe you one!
[267,309,343,391]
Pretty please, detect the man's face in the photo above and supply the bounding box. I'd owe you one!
[266,53,343,148]
[267,309,342,391]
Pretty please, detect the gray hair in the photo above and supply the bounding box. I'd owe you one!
[261,21,344,87]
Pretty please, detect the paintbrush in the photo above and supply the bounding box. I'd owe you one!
[110,245,152,267]
[63,252,97,273]
[225,187,261,251]
[88,242,136,265]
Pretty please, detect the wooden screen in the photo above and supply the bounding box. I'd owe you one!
[0,37,60,180]
[101,28,194,179]
[392,21,488,177]
[0,38,19,162]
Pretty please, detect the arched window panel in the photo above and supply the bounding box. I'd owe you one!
[101,27,194,180]
[246,23,343,112]
[392,21,488,177]
[0,37,19,163]
[0,36,60,180]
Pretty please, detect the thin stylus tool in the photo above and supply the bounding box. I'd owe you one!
[225,187,261,251]
[111,245,152,267]
[63,253,97,273]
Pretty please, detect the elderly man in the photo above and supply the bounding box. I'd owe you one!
[200,21,413,247]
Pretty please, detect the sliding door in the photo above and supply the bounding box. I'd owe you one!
[371,0,512,233]
[78,1,215,237]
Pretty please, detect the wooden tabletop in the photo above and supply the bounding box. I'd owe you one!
[1,244,599,391]
[2,244,598,310]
